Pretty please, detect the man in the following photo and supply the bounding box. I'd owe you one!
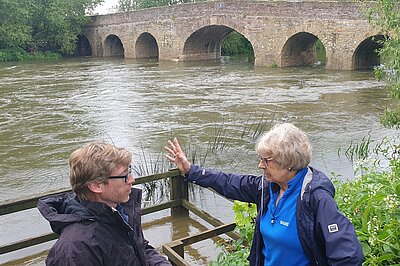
[38,142,171,266]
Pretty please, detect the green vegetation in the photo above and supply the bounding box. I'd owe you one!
[315,39,326,65]
[221,31,254,60]
[210,201,256,266]
[0,0,103,62]
[269,61,278,68]
[0,49,60,62]
[361,0,400,128]
[115,0,205,11]
[334,140,400,265]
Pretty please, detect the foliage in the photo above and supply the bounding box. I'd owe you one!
[210,201,256,266]
[361,0,400,128]
[0,0,103,56]
[0,48,60,62]
[0,0,34,50]
[115,0,205,11]
[315,39,326,65]
[269,61,277,68]
[221,31,254,58]
[335,139,400,265]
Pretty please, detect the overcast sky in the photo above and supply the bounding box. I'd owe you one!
[94,0,118,14]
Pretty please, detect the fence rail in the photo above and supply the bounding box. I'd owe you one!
[0,168,237,265]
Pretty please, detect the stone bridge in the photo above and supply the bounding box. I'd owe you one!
[79,1,382,70]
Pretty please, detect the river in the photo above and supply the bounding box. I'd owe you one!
[0,57,398,264]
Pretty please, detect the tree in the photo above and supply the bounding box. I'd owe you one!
[362,0,400,128]
[115,0,205,11]
[31,0,104,54]
[0,0,104,55]
[0,0,35,49]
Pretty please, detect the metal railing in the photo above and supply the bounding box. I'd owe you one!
[0,169,238,265]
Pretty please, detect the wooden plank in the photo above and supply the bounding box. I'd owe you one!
[181,200,223,227]
[0,199,184,255]
[135,169,182,185]
[170,223,236,247]
[141,199,181,215]
[0,169,182,216]
[181,200,240,240]
[162,243,190,266]
[0,189,71,215]
[0,233,58,254]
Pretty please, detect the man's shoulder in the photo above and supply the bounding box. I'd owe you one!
[58,220,96,239]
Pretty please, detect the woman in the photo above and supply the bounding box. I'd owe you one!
[165,123,363,266]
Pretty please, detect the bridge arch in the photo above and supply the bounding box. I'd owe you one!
[181,25,253,62]
[281,32,326,67]
[352,35,385,70]
[135,32,159,59]
[104,34,124,57]
[75,34,92,56]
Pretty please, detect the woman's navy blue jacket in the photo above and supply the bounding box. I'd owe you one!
[187,165,364,266]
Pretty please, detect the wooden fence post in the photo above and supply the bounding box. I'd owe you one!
[170,171,189,217]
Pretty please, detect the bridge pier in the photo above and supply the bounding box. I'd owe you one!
[179,52,221,61]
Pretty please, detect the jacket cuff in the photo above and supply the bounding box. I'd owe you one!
[187,164,203,183]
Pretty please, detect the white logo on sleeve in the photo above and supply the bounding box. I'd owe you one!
[328,223,339,233]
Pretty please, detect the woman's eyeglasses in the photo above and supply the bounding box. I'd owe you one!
[259,156,274,166]
[108,166,132,183]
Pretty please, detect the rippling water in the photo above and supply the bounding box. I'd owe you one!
[0,57,397,202]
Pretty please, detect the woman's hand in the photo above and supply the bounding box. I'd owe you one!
[165,138,191,174]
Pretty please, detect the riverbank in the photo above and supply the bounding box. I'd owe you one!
[0,49,60,62]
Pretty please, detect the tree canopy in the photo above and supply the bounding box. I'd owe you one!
[0,0,103,54]
[115,0,205,11]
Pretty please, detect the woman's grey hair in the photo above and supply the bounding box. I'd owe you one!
[256,123,312,170]
[69,142,132,200]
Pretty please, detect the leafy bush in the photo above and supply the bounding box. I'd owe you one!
[362,0,400,128]
[0,48,27,62]
[221,31,254,59]
[210,201,256,266]
[0,48,60,62]
[335,140,400,265]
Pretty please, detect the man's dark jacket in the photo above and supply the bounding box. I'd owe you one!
[37,188,171,266]
[187,165,364,266]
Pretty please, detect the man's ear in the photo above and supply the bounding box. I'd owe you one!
[87,182,103,194]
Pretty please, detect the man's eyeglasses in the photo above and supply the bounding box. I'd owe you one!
[108,166,132,183]
[259,156,274,166]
